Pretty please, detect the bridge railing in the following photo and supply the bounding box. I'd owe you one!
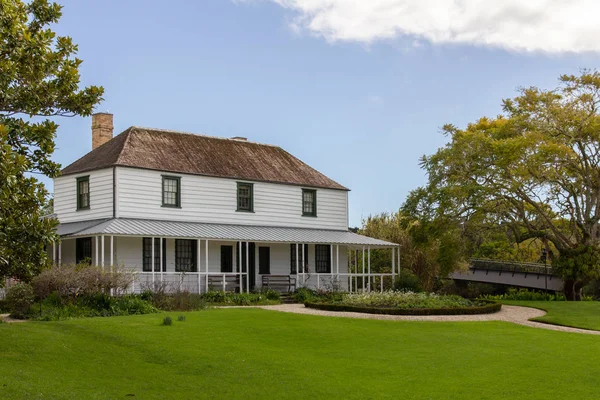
[470,258,553,276]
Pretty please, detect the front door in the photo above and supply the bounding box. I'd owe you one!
[237,242,256,291]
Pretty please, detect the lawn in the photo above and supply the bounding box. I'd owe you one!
[502,300,600,331]
[1,309,600,399]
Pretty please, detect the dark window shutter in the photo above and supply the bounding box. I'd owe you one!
[259,247,270,275]
[221,245,233,272]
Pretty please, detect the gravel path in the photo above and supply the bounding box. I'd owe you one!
[256,304,600,335]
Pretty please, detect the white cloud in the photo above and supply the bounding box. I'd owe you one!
[268,0,600,53]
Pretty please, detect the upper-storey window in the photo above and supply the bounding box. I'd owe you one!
[77,176,90,210]
[237,182,253,212]
[302,189,317,217]
[162,176,181,208]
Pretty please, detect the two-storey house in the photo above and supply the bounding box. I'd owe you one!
[51,113,398,293]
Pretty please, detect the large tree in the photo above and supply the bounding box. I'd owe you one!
[419,71,600,300]
[0,0,103,282]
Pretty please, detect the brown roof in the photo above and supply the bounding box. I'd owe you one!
[60,127,348,190]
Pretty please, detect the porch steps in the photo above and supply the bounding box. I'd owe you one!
[279,294,298,304]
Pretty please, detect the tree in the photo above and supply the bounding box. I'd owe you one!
[419,71,600,300]
[0,0,103,283]
[359,209,467,291]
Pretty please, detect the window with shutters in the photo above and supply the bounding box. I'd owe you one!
[175,239,197,272]
[290,244,309,274]
[142,238,167,272]
[315,244,331,273]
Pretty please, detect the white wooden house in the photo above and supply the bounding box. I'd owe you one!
[50,113,398,293]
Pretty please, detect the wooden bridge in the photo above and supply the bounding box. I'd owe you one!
[450,259,563,291]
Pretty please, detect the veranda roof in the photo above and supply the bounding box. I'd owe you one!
[57,218,397,248]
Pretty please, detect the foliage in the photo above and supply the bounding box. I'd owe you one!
[256,288,281,301]
[5,282,34,319]
[145,290,208,311]
[481,288,566,302]
[393,269,422,292]
[0,0,103,282]
[416,71,600,300]
[162,316,172,326]
[294,287,317,303]
[31,264,134,299]
[438,280,501,299]
[313,290,484,309]
[304,300,501,316]
[142,290,279,310]
[359,211,467,291]
[177,315,186,322]
[30,293,157,321]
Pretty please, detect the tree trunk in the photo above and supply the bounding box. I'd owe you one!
[563,280,583,301]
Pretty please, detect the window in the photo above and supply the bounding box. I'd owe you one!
[175,239,197,272]
[76,237,92,264]
[237,182,253,212]
[220,245,233,272]
[142,238,167,272]
[162,176,181,207]
[77,176,90,210]
[302,189,317,217]
[290,244,309,274]
[259,247,270,275]
[315,244,331,273]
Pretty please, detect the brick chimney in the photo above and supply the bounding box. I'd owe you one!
[92,113,114,149]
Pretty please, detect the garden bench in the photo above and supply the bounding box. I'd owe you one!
[262,275,296,292]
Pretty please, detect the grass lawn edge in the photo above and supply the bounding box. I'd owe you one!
[501,300,600,332]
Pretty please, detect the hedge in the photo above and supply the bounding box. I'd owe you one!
[303,300,502,316]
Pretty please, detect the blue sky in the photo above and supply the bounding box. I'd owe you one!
[46,0,600,227]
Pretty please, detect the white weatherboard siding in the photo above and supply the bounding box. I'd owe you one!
[54,168,113,223]
[116,167,348,230]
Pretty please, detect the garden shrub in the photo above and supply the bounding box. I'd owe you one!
[142,290,278,310]
[294,287,317,303]
[32,264,134,300]
[177,315,186,322]
[438,280,500,299]
[163,316,173,326]
[5,283,35,319]
[302,290,503,315]
[314,291,483,309]
[393,270,422,292]
[31,294,157,321]
[304,300,501,315]
[481,288,566,301]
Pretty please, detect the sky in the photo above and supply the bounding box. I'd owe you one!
[45,0,600,227]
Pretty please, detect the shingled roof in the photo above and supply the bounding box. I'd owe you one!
[60,127,348,190]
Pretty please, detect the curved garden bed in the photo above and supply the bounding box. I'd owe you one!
[304,301,501,315]
[303,291,501,316]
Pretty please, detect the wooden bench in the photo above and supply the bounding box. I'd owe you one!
[262,275,296,293]
[208,275,240,292]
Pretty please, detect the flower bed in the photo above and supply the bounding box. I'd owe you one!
[304,291,501,315]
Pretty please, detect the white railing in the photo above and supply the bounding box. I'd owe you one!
[131,271,396,294]
[298,272,396,293]
[132,272,249,294]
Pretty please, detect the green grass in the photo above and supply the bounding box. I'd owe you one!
[1,309,600,399]
[503,300,600,331]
